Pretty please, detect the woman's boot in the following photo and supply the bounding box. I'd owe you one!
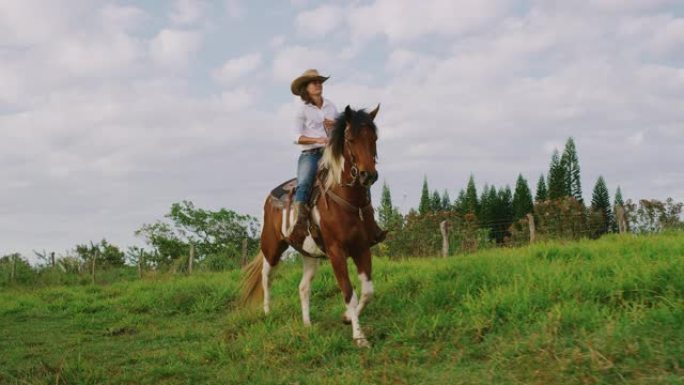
[370,218,388,246]
[287,202,310,245]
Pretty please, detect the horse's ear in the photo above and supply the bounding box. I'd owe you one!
[369,104,380,121]
[344,105,353,123]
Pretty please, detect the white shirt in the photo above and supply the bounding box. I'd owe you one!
[293,98,338,151]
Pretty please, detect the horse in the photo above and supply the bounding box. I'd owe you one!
[241,105,381,347]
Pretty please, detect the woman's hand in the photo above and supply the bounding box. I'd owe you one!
[323,119,335,130]
[317,137,329,145]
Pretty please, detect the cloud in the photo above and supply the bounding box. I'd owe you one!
[225,0,246,19]
[170,0,206,25]
[347,0,512,42]
[0,0,77,45]
[212,53,262,84]
[149,29,203,69]
[218,87,256,111]
[271,45,334,82]
[3,0,684,261]
[99,3,147,32]
[295,4,344,37]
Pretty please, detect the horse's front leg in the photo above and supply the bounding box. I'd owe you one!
[299,256,319,326]
[328,245,370,348]
[352,248,373,317]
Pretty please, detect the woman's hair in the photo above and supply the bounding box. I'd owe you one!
[299,83,314,104]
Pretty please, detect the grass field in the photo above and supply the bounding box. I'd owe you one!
[1,232,683,384]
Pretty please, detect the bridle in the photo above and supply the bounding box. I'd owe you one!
[319,124,376,221]
[344,136,360,187]
[342,124,376,188]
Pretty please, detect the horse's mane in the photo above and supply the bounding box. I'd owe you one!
[320,107,377,189]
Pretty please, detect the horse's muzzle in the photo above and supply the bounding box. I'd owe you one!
[359,170,378,187]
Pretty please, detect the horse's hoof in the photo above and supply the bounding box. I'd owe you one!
[341,315,351,325]
[355,338,371,348]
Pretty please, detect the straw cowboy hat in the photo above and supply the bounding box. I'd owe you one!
[290,69,329,96]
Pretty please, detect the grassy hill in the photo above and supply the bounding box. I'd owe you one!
[1,232,683,384]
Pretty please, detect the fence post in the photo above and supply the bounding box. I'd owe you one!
[138,249,144,279]
[439,220,450,258]
[241,239,249,266]
[616,205,627,234]
[527,213,536,244]
[188,244,194,275]
[91,252,96,285]
[51,252,55,268]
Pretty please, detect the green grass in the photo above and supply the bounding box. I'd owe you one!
[1,232,684,384]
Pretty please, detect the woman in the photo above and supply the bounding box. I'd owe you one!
[288,69,386,246]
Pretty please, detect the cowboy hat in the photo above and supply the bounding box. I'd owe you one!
[290,69,329,96]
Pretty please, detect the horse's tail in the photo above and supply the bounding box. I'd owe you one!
[240,250,265,305]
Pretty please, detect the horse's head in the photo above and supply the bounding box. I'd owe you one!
[324,105,380,188]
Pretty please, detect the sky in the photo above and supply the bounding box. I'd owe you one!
[2,0,683,261]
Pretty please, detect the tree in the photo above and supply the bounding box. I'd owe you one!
[136,201,260,267]
[633,198,683,233]
[134,222,188,266]
[453,189,466,214]
[612,186,625,233]
[378,181,395,228]
[614,186,624,207]
[441,190,451,211]
[479,184,494,231]
[74,239,125,267]
[590,176,612,236]
[418,176,431,215]
[512,174,534,221]
[493,186,514,243]
[535,174,548,202]
[431,190,442,212]
[463,174,479,215]
[548,150,567,200]
[561,137,582,202]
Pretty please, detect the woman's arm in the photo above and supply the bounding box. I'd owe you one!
[296,136,328,145]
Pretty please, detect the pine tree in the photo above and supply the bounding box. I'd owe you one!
[379,181,395,228]
[378,181,403,232]
[614,186,624,207]
[512,174,534,221]
[562,137,582,202]
[535,174,548,202]
[418,176,431,215]
[494,186,514,243]
[431,190,442,212]
[441,190,451,211]
[479,184,493,228]
[591,176,612,235]
[548,150,567,200]
[463,174,479,215]
[454,189,466,215]
[480,185,496,238]
[611,185,624,233]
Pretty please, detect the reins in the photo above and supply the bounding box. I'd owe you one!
[326,189,373,221]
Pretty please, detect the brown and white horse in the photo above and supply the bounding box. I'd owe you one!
[242,105,381,347]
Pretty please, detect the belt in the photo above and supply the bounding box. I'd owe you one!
[302,147,324,154]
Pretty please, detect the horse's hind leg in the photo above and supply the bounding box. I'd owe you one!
[261,240,287,314]
[299,256,319,326]
[261,201,289,315]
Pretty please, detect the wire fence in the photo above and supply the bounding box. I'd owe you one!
[377,205,669,258]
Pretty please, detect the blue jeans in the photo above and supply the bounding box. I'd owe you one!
[295,150,323,202]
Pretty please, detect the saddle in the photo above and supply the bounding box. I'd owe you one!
[268,173,327,256]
